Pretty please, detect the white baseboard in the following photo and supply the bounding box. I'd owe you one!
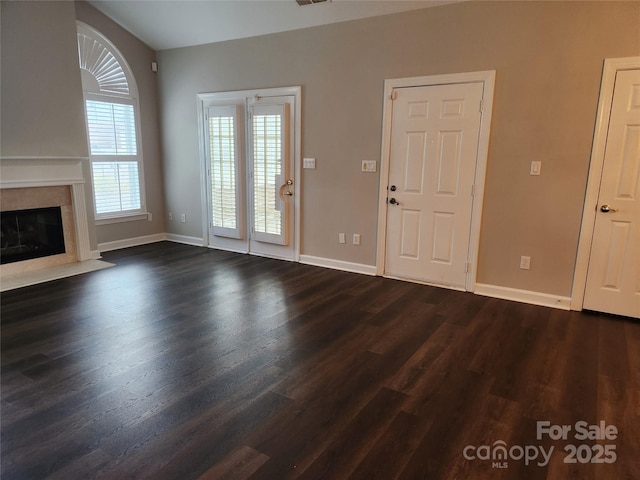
[166,234,205,247]
[474,283,571,311]
[299,254,376,276]
[90,249,102,260]
[98,233,167,252]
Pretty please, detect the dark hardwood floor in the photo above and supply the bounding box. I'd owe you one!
[1,242,638,479]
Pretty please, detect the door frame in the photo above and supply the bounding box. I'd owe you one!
[571,57,640,311]
[197,86,302,261]
[375,71,496,292]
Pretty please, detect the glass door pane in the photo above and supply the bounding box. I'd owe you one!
[207,105,244,239]
[250,103,290,245]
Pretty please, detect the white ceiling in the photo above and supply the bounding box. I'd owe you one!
[88,0,459,51]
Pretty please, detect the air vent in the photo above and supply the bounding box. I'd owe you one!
[296,0,327,6]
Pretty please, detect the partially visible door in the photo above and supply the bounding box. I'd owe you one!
[583,69,640,318]
[384,82,483,289]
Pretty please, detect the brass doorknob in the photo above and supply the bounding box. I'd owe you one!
[600,204,619,213]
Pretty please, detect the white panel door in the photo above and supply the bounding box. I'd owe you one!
[385,82,483,288]
[584,69,640,318]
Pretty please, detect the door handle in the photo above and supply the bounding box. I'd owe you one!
[600,204,619,213]
[279,179,294,199]
[388,198,400,206]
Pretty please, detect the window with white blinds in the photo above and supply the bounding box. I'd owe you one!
[252,113,283,236]
[85,101,137,155]
[92,162,141,214]
[77,22,145,220]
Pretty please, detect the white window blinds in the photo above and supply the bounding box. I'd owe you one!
[250,103,290,246]
[253,112,282,236]
[86,101,137,155]
[92,161,141,214]
[85,99,142,216]
[210,116,237,229]
[207,105,243,239]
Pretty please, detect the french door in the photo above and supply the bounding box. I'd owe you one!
[199,88,300,261]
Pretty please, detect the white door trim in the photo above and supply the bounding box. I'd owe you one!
[571,57,640,311]
[375,71,496,292]
[197,86,302,261]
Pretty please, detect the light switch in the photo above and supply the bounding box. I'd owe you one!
[303,157,316,169]
[530,161,542,176]
[362,160,377,172]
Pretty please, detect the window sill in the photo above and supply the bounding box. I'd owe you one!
[96,212,151,226]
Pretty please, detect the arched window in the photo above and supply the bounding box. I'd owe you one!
[77,22,145,221]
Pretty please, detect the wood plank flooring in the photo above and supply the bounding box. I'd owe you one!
[1,242,638,479]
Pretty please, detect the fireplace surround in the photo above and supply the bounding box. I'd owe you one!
[0,157,94,275]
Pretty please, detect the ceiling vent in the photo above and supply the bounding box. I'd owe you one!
[296,0,327,5]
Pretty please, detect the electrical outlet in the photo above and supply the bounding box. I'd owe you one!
[353,234,361,246]
[338,233,346,244]
[181,214,186,223]
[520,256,531,270]
[168,212,173,221]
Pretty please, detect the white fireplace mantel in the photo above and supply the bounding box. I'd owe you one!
[0,156,93,261]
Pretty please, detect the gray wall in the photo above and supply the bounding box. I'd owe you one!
[1,1,87,158]
[157,1,639,297]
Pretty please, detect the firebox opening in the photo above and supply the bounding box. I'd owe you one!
[1,207,66,264]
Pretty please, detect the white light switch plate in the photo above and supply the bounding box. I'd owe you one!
[530,161,541,176]
[303,157,316,169]
[362,160,377,172]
